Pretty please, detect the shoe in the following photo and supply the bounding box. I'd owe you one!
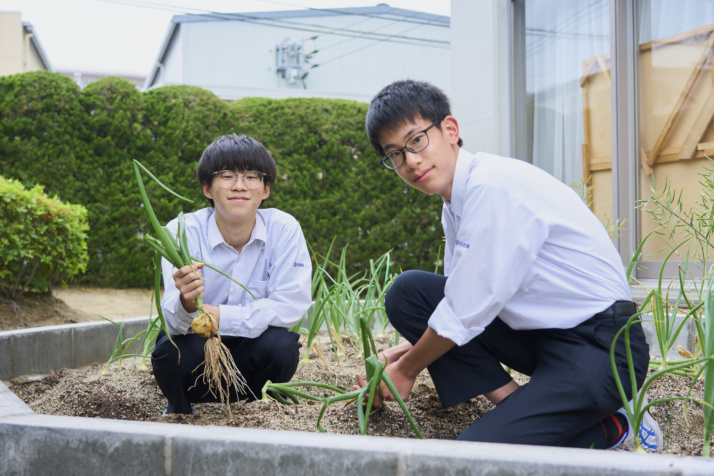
[608,405,663,452]
[162,404,194,416]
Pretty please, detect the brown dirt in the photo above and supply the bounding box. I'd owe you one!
[0,286,156,331]
[3,288,713,456]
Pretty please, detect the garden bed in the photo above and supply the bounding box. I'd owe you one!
[8,335,710,456]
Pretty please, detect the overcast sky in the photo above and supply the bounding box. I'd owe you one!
[0,0,450,77]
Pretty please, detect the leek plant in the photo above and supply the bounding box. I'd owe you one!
[133,160,257,412]
[294,240,340,362]
[318,247,396,354]
[357,251,395,337]
[297,243,397,362]
[645,244,703,371]
[702,273,714,456]
[261,312,422,438]
[611,164,714,452]
[611,305,714,453]
[101,264,164,374]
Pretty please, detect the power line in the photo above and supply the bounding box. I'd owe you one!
[318,5,440,52]
[245,0,450,28]
[319,20,427,67]
[99,0,449,48]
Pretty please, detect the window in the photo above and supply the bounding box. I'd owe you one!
[636,1,714,277]
[513,0,612,219]
[513,0,714,279]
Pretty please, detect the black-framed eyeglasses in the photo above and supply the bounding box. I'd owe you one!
[380,119,444,170]
[212,170,266,190]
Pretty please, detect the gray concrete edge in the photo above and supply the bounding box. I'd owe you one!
[0,410,713,475]
[1,315,712,474]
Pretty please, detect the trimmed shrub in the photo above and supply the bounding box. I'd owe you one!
[76,76,151,286]
[0,71,85,203]
[0,73,444,288]
[0,176,88,298]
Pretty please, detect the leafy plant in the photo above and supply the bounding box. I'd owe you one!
[100,260,169,374]
[701,274,714,457]
[611,305,714,453]
[294,239,342,362]
[616,158,714,453]
[0,176,88,299]
[261,312,422,438]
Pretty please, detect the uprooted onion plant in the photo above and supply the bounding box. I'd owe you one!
[131,160,257,413]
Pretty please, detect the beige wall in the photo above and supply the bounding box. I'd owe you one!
[0,12,49,75]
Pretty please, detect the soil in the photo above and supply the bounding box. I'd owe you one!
[3,288,713,456]
[0,286,156,331]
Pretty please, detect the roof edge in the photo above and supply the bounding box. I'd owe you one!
[23,22,53,71]
[171,5,448,25]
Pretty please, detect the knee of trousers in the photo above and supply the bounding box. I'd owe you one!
[151,334,204,379]
[152,332,179,362]
[384,270,421,327]
[252,328,300,367]
[384,270,442,331]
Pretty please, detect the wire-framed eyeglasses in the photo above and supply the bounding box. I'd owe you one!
[212,170,266,189]
[380,119,443,170]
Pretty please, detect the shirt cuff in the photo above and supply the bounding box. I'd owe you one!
[428,299,484,346]
[217,304,247,337]
[174,299,197,335]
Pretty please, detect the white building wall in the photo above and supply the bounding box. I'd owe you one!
[160,11,450,102]
[450,0,511,156]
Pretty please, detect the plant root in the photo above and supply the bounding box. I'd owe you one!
[191,335,252,414]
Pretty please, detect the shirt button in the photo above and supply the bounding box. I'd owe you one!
[231,288,237,294]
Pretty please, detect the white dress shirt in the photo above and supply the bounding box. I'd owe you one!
[161,207,312,338]
[429,149,631,346]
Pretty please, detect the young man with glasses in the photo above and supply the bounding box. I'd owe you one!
[358,80,663,451]
[151,133,312,415]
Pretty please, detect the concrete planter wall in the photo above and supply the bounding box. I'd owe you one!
[1,318,713,475]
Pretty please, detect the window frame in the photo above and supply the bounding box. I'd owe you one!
[509,0,681,281]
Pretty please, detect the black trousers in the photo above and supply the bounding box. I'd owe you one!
[386,270,650,448]
[151,326,301,414]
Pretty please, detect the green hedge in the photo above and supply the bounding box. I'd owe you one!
[0,176,88,298]
[0,72,443,288]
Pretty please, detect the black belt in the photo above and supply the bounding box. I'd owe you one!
[593,300,638,319]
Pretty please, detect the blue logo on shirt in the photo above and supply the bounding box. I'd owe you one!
[455,240,470,249]
[293,262,305,267]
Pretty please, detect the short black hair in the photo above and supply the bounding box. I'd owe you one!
[366,79,462,156]
[197,134,277,207]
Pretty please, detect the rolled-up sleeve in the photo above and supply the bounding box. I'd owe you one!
[429,183,548,346]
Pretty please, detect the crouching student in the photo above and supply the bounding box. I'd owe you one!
[152,134,312,415]
[357,79,663,451]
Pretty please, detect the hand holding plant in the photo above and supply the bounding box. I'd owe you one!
[355,340,414,406]
[261,314,423,438]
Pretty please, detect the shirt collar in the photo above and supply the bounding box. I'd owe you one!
[444,148,474,218]
[207,211,225,250]
[207,209,268,251]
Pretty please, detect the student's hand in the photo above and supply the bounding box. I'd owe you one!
[378,340,413,366]
[202,304,220,324]
[173,262,205,313]
[354,359,416,407]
